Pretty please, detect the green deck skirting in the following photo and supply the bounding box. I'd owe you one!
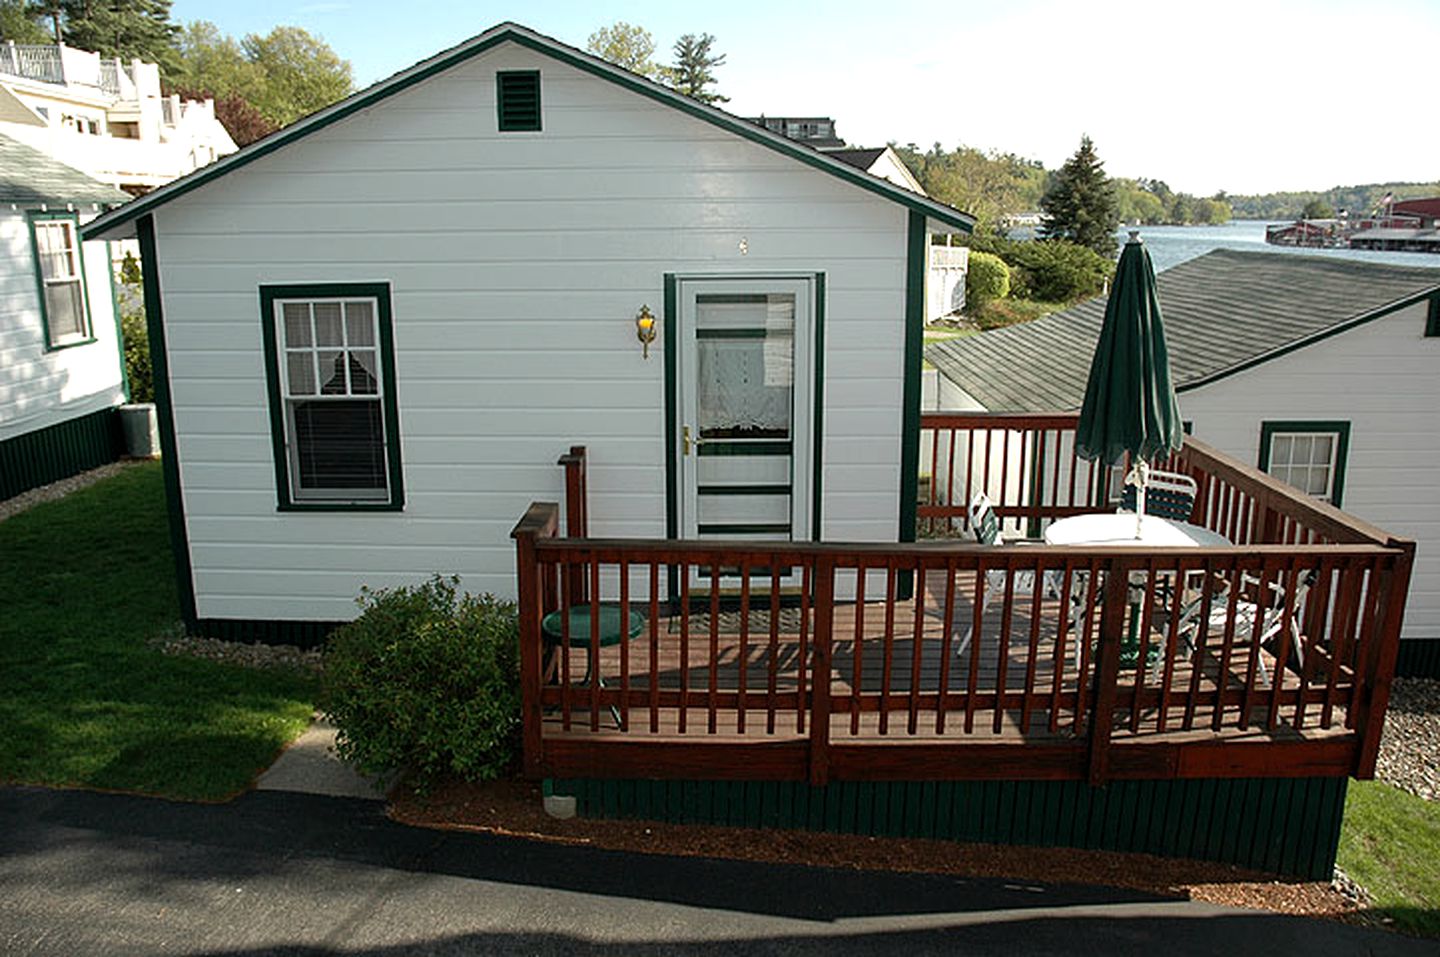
[1396,638,1440,679]
[548,775,1348,880]
[0,407,123,501]
[195,618,344,649]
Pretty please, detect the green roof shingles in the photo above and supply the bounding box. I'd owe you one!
[927,249,1440,411]
[0,133,130,207]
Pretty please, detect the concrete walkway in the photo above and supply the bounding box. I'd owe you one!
[1,786,1429,956]
[255,717,392,800]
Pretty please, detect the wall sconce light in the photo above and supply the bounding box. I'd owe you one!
[635,305,656,359]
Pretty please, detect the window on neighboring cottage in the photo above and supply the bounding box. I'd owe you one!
[1260,422,1350,506]
[261,284,404,509]
[30,214,91,349]
[497,70,541,132]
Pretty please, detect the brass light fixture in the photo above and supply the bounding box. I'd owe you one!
[635,305,656,359]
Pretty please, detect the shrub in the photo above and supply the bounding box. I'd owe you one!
[1006,239,1112,302]
[120,309,153,404]
[322,576,520,789]
[964,250,1010,311]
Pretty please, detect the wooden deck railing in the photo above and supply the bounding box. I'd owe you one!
[512,413,1413,787]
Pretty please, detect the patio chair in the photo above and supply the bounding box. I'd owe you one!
[1119,469,1198,523]
[957,494,1059,656]
[1168,567,1317,684]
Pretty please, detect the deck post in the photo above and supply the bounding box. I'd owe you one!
[808,555,835,786]
[1355,540,1415,778]
[559,446,588,605]
[1088,557,1131,787]
[512,502,559,778]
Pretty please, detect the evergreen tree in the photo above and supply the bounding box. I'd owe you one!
[1040,136,1120,257]
[45,0,180,74]
[1,0,50,43]
[668,32,726,104]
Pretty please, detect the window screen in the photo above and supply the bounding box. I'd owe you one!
[32,217,90,347]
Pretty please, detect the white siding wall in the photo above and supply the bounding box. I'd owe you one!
[152,44,911,621]
[1180,300,1439,642]
[0,208,124,441]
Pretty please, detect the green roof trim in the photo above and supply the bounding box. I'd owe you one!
[81,22,974,242]
[926,249,1440,412]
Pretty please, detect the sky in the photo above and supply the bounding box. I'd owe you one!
[169,0,1440,197]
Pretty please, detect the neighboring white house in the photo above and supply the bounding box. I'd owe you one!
[0,41,237,193]
[0,132,131,499]
[926,248,1440,671]
[81,22,975,640]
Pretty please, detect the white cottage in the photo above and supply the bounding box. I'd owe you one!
[926,248,1440,676]
[81,22,974,642]
[0,133,130,499]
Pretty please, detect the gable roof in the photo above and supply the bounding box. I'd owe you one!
[926,248,1440,412]
[0,133,130,207]
[82,22,975,242]
[825,147,887,170]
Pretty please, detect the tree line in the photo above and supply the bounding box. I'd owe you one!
[1,0,352,145]
[1226,182,1440,221]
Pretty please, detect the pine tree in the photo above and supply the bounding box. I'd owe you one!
[44,0,179,75]
[668,33,726,104]
[1039,135,1120,258]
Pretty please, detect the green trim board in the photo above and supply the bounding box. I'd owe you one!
[196,617,344,649]
[257,282,405,511]
[27,210,95,351]
[698,484,791,496]
[812,271,825,541]
[0,406,121,501]
[136,214,198,633]
[548,775,1348,881]
[697,441,793,456]
[80,23,974,243]
[1396,638,1440,678]
[1426,294,1440,337]
[496,69,541,131]
[896,213,926,598]
[663,274,678,541]
[697,523,792,536]
[1257,420,1351,507]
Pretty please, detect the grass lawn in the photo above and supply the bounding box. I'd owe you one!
[1338,780,1440,937]
[0,462,316,801]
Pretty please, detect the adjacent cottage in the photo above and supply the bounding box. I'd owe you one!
[81,22,974,640]
[0,133,130,499]
[926,248,1440,674]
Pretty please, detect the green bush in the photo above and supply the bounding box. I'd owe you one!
[964,250,1010,311]
[322,576,520,789]
[1006,239,1112,302]
[120,309,153,404]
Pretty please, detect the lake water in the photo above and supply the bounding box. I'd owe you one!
[1010,220,1440,273]
[1118,220,1440,274]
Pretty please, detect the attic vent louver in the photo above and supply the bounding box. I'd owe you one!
[497,70,541,132]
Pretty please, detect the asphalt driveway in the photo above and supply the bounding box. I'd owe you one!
[0,786,1428,956]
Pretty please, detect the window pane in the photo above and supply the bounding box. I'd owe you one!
[286,351,316,395]
[291,399,386,490]
[317,350,347,394]
[314,302,343,346]
[45,281,85,339]
[1270,435,1292,466]
[345,301,375,346]
[1290,435,1312,464]
[283,303,311,346]
[1306,468,1330,497]
[1312,436,1333,465]
[695,293,794,440]
[349,350,378,394]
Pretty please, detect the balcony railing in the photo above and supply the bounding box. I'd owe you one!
[512,413,1413,788]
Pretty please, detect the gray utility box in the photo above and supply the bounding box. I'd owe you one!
[119,404,160,458]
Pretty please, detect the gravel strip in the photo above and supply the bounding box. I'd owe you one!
[0,460,141,522]
[1374,677,1440,802]
[151,628,323,674]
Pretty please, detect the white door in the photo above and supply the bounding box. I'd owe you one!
[676,277,813,548]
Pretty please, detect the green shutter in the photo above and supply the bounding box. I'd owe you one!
[497,70,541,132]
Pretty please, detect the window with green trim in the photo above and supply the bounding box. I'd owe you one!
[29,213,92,349]
[497,70,541,131]
[1259,421,1350,506]
[260,283,404,510]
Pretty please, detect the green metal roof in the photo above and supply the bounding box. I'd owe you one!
[926,248,1440,411]
[0,133,130,207]
[82,22,974,242]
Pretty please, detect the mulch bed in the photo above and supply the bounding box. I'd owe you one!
[389,775,1362,923]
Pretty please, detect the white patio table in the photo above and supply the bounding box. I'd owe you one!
[1044,513,1232,548]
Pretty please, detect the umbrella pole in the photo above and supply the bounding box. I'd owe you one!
[1128,459,1149,539]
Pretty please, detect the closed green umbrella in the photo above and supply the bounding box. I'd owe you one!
[1075,230,1184,536]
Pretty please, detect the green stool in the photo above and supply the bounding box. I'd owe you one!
[541,604,645,726]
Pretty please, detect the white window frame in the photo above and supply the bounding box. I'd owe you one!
[30,214,92,349]
[1260,422,1350,506]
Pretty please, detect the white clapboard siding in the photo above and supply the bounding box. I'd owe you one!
[153,42,914,621]
[0,210,124,440]
[1181,299,1439,642]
